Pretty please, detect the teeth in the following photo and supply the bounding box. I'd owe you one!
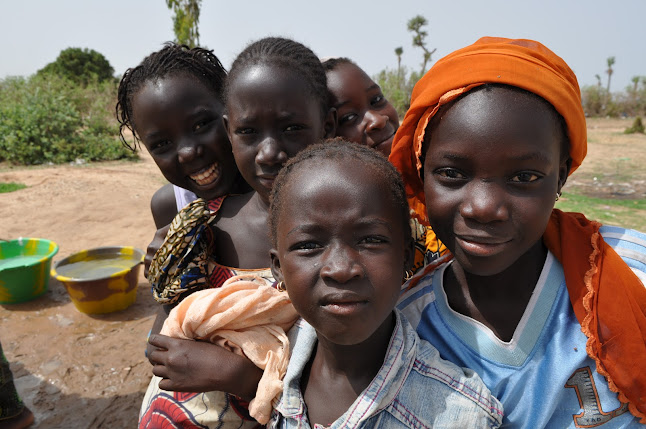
[190,163,219,186]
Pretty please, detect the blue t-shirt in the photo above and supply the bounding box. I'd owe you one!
[398,226,646,428]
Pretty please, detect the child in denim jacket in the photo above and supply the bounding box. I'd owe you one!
[266,140,503,428]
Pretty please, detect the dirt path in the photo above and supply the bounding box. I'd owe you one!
[1,150,165,428]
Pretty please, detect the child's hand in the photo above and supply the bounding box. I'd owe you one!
[144,224,171,278]
[147,334,263,400]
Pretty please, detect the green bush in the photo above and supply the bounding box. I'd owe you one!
[0,75,136,165]
[624,117,645,134]
[37,47,115,86]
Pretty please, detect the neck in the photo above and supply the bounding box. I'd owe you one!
[253,190,271,212]
[445,242,548,341]
[311,313,395,389]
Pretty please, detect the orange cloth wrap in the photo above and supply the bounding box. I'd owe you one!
[389,37,586,225]
[390,37,646,421]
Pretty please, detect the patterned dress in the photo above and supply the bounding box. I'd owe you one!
[140,196,275,428]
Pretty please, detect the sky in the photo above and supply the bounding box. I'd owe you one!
[1,0,645,91]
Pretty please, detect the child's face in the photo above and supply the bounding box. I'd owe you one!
[423,86,569,277]
[131,74,237,200]
[326,62,399,156]
[271,158,411,346]
[224,64,334,204]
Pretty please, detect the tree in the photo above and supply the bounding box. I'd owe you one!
[395,47,403,80]
[606,56,615,94]
[166,0,202,48]
[407,15,436,75]
[595,74,602,88]
[37,48,114,86]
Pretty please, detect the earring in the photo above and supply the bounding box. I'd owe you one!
[556,191,562,202]
[404,269,415,281]
[277,281,286,292]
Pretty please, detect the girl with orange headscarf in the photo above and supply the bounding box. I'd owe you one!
[394,37,646,428]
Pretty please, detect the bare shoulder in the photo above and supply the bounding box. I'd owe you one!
[150,183,178,228]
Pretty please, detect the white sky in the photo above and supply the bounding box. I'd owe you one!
[2,0,645,91]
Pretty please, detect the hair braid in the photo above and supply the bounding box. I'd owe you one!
[115,42,227,151]
[225,37,329,118]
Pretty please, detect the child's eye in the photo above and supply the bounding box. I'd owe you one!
[370,94,386,106]
[236,127,255,135]
[285,124,304,132]
[360,236,388,245]
[339,113,358,125]
[150,140,172,151]
[292,241,321,252]
[193,119,212,133]
[436,168,466,180]
[510,172,541,183]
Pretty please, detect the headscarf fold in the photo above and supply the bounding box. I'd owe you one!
[392,37,646,421]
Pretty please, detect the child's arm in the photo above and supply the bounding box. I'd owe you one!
[150,183,179,229]
[148,333,263,400]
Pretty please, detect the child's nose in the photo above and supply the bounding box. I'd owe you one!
[320,244,364,284]
[177,139,203,163]
[460,182,510,223]
[256,135,287,167]
[364,110,387,132]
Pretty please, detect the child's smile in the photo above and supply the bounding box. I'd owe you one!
[271,157,411,346]
[131,74,237,200]
[423,86,569,278]
[326,62,399,156]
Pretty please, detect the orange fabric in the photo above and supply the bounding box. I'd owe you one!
[161,275,299,424]
[544,210,646,421]
[390,37,646,421]
[389,37,587,225]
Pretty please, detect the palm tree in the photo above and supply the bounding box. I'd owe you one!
[606,56,615,94]
[595,74,602,88]
[395,47,403,78]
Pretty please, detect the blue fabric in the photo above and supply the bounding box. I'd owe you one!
[269,312,503,428]
[398,226,646,428]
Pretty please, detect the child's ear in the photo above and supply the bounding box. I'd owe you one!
[323,108,337,138]
[270,249,285,284]
[558,156,572,194]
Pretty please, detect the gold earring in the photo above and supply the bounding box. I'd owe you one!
[277,281,286,292]
[404,269,415,281]
[556,191,562,201]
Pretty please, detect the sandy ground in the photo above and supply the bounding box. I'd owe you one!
[1,150,164,428]
[0,117,644,428]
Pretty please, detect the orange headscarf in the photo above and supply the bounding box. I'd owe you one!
[391,37,646,421]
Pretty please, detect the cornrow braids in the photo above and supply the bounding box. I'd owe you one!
[269,138,412,246]
[116,42,227,151]
[321,56,355,72]
[225,37,329,118]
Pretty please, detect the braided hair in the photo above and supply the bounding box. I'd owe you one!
[269,138,412,246]
[116,42,227,151]
[225,37,329,118]
[321,56,355,72]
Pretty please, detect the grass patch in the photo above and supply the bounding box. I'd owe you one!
[556,192,646,231]
[0,182,27,193]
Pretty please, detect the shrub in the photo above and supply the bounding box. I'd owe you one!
[0,75,136,165]
[37,47,115,86]
[624,117,645,134]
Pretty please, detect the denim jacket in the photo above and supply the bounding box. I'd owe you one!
[268,311,503,428]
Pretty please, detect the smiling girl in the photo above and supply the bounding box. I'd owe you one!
[267,140,502,428]
[393,37,646,427]
[142,37,335,428]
